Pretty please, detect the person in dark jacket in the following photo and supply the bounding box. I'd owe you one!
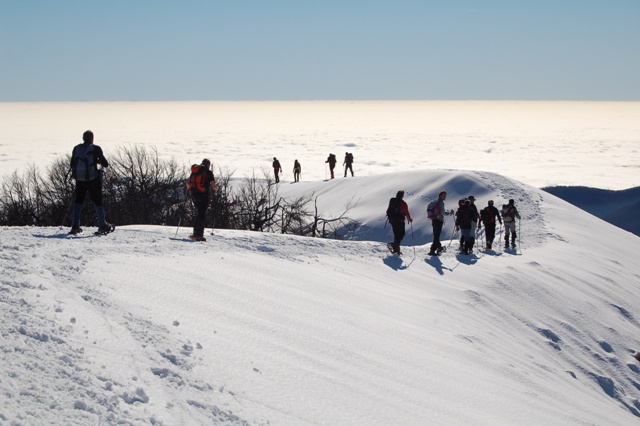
[187,159,217,242]
[455,199,475,254]
[325,153,337,179]
[343,152,354,177]
[428,190,454,256]
[293,159,301,182]
[467,195,481,251]
[479,200,502,250]
[386,191,413,254]
[272,157,282,183]
[68,130,113,235]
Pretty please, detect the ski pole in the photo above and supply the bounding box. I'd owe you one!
[175,216,182,238]
[410,221,416,258]
[210,198,217,236]
[518,219,521,250]
[59,198,74,231]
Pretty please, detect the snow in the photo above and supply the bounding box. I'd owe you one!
[3,167,640,425]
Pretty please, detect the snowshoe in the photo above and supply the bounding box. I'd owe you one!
[95,223,115,236]
[386,242,401,255]
[68,227,83,235]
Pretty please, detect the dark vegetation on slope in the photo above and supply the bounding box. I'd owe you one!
[0,146,357,238]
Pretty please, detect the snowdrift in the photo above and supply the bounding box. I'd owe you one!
[2,170,640,426]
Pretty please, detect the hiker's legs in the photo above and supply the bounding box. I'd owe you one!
[505,222,515,246]
[72,181,90,228]
[86,179,106,227]
[193,195,208,237]
[392,221,405,252]
[430,220,443,253]
[486,223,496,248]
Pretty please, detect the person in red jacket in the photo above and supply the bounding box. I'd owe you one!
[385,191,413,254]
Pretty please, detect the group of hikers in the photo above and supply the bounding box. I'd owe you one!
[68,130,521,249]
[271,152,354,183]
[386,190,521,256]
[325,152,355,179]
[67,131,357,241]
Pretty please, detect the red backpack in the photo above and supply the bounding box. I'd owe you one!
[187,164,209,193]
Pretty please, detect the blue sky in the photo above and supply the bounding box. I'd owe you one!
[1,0,638,101]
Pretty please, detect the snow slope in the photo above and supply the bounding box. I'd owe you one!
[2,170,640,425]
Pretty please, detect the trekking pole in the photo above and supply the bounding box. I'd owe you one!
[175,190,191,238]
[175,216,182,238]
[447,221,459,250]
[58,198,74,231]
[518,219,522,251]
[410,221,416,258]
[210,199,217,236]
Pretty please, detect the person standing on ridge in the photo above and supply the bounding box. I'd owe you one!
[479,200,502,250]
[467,195,481,251]
[343,152,354,177]
[455,199,475,254]
[272,157,282,183]
[501,198,521,248]
[428,190,454,256]
[325,153,337,179]
[293,159,301,182]
[186,158,217,242]
[68,130,114,235]
[385,191,413,254]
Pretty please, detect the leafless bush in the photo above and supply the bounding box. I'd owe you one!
[0,147,359,240]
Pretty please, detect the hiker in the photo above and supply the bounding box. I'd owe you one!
[343,152,354,177]
[385,191,413,254]
[479,200,502,250]
[455,199,476,254]
[68,130,113,235]
[272,157,282,183]
[468,195,481,250]
[428,190,454,256]
[501,198,521,248]
[325,153,337,179]
[187,159,217,242]
[293,159,301,182]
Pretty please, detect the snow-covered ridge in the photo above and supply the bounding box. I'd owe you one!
[2,170,640,425]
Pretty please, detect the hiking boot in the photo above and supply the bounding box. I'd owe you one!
[196,236,207,242]
[68,227,83,235]
[428,251,438,256]
[97,223,114,235]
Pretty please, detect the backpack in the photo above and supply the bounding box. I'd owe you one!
[72,144,96,181]
[187,164,209,194]
[386,197,402,221]
[328,154,336,164]
[502,204,516,219]
[346,153,354,163]
[427,200,438,219]
[480,207,495,224]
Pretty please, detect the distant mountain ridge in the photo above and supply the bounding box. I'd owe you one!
[542,186,640,236]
